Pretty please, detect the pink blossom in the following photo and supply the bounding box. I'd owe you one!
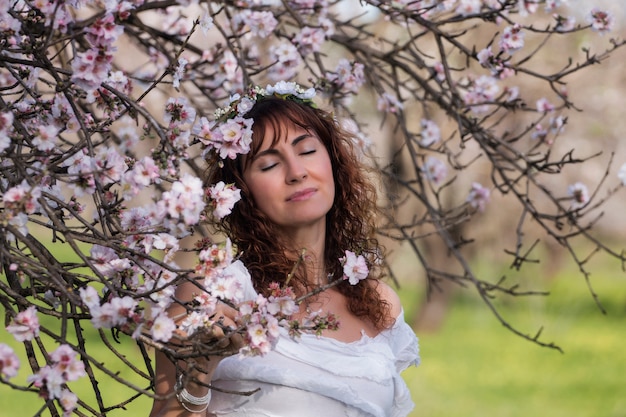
[266,295,298,316]
[50,345,85,382]
[467,182,491,212]
[193,116,219,146]
[107,70,132,96]
[26,344,84,400]
[377,92,403,114]
[161,173,205,226]
[79,286,100,310]
[588,9,613,34]
[152,233,180,261]
[205,272,244,303]
[7,212,28,237]
[199,12,214,35]
[0,10,22,34]
[94,147,128,185]
[28,365,65,399]
[531,124,550,144]
[239,10,277,38]
[462,75,500,113]
[3,180,41,214]
[326,59,365,94]
[220,50,240,82]
[197,239,236,276]
[477,47,513,79]
[568,182,589,209]
[71,48,112,93]
[268,42,301,81]
[85,13,124,47]
[554,14,576,32]
[293,26,326,55]
[215,116,253,159]
[549,115,565,135]
[122,156,162,197]
[151,313,176,342]
[536,97,554,112]
[517,0,539,16]
[246,323,270,351]
[420,119,441,147]
[499,24,525,53]
[208,181,242,219]
[422,156,448,185]
[477,47,493,67]
[90,303,117,328]
[59,389,78,416]
[340,250,369,285]
[32,124,60,152]
[504,86,519,102]
[0,343,20,379]
[6,305,40,342]
[456,0,482,16]
[0,111,14,152]
[90,244,119,275]
[164,97,196,126]
[109,296,139,324]
[433,61,446,81]
[179,311,210,336]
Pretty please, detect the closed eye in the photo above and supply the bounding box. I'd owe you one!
[260,163,278,172]
[301,149,316,155]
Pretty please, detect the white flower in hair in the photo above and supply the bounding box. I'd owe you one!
[266,80,299,95]
[340,250,369,285]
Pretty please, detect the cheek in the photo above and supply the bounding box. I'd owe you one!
[245,177,274,212]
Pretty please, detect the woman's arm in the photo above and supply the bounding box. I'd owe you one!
[149,280,243,417]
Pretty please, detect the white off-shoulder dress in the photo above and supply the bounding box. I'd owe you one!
[208,261,420,417]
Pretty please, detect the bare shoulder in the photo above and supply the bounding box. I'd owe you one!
[374,280,402,318]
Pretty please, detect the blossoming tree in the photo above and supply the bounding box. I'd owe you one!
[0,0,625,415]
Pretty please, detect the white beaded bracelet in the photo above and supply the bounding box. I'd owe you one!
[175,374,211,413]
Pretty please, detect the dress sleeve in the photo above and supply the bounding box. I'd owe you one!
[391,309,421,372]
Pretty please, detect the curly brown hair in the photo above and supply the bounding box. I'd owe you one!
[204,97,392,330]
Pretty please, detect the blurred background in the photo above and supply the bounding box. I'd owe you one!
[2,1,626,416]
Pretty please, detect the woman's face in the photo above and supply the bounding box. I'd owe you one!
[243,122,335,234]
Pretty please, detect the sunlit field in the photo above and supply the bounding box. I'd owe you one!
[2,257,625,416]
[401,257,626,417]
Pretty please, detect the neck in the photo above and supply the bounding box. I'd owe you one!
[279,220,327,286]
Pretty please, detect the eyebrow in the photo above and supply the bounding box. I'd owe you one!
[253,133,313,159]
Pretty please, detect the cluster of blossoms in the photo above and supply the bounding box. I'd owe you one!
[5,307,84,415]
[27,345,85,415]
[467,182,491,212]
[239,282,342,356]
[239,284,300,356]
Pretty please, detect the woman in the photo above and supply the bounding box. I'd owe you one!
[150,82,419,417]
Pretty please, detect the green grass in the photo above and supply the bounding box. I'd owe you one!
[401,261,626,417]
[2,259,625,416]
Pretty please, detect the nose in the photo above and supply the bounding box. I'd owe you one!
[286,158,307,184]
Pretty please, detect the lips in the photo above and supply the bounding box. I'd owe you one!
[286,188,317,202]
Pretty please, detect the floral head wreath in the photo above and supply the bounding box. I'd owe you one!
[201,81,317,161]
